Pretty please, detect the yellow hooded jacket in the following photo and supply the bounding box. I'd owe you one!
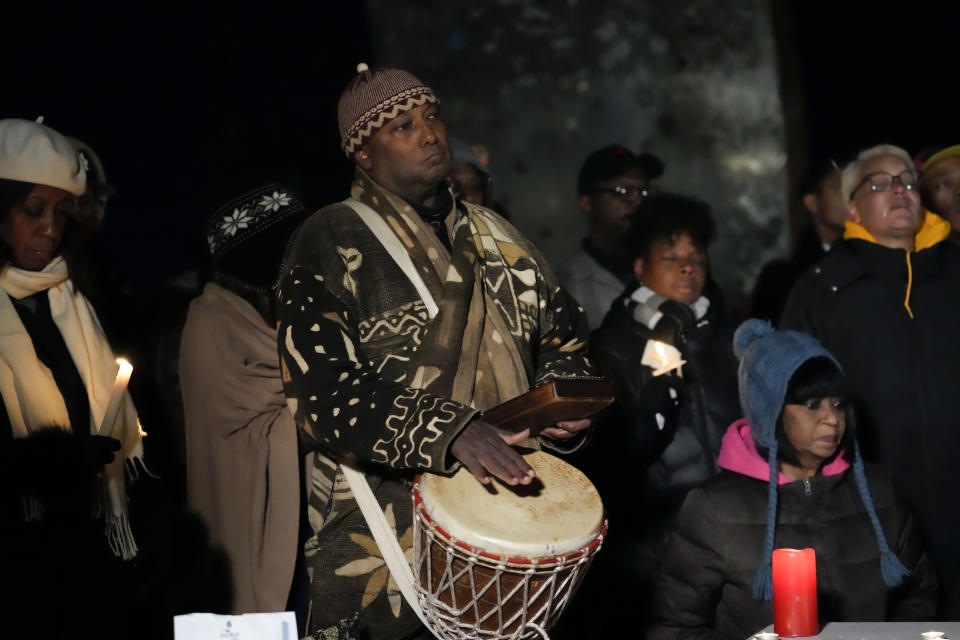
[843,210,951,318]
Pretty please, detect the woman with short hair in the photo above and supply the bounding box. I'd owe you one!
[577,194,741,636]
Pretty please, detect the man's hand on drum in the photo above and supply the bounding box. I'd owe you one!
[540,417,592,441]
[451,419,536,486]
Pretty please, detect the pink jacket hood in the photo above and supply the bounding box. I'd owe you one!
[717,418,849,484]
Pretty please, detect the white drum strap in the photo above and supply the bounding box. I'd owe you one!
[340,197,434,626]
[343,197,438,319]
[338,461,428,625]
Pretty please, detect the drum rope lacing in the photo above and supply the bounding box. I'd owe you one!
[414,505,605,640]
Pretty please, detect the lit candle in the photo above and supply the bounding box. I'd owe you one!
[650,340,687,377]
[652,341,669,366]
[98,358,133,438]
[772,547,818,638]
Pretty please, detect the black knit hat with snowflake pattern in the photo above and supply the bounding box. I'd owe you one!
[205,184,309,292]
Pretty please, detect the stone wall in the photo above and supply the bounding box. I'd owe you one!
[366,0,787,309]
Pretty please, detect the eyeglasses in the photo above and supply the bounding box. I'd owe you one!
[593,185,654,201]
[849,169,919,200]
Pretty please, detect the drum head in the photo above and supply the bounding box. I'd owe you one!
[418,450,603,558]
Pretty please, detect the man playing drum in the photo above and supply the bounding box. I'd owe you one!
[277,64,596,639]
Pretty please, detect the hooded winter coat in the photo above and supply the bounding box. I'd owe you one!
[780,214,960,565]
[647,420,937,640]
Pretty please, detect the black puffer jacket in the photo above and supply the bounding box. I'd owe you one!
[587,287,740,516]
[781,228,960,557]
[555,287,740,639]
[648,422,938,640]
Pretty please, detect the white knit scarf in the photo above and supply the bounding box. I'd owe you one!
[0,257,143,559]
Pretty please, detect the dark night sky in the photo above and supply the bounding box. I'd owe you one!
[787,0,960,165]
[5,3,372,287]
[4,1,958,291]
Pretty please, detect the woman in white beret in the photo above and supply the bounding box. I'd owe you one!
[0,117,151,628]
[0,118,238,640]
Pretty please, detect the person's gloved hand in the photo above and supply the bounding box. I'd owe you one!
[3,429,121,519]
[652,299,697,347]
[81,435,122,473]
[633,373,683,451]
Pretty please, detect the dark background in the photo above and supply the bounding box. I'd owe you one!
[3,0,958,288]
[781,0,958,166]
[5,3,372,289]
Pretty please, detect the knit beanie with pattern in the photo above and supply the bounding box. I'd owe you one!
[205,184,309,292]
[733,319,909,601]
[337,63,439,156]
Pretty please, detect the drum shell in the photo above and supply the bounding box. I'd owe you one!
[412,481,606,638]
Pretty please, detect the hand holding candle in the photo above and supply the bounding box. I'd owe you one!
[99,358,132,438]
[642,339,687,377]
[772,547,818,637]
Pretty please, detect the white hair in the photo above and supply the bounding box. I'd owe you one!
[840,144,914,202]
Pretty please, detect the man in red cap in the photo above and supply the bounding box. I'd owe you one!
[277,64,595,639]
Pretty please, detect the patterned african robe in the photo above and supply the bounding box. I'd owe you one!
[276,172,594,636]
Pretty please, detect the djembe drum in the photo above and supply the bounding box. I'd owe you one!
[412,450,606,640]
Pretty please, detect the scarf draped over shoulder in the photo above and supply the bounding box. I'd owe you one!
[0,257,144,559]
[347,170,530,411]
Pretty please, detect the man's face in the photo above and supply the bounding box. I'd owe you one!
[921,155,960,229]
[579,167,650,240]
[807,171,847,233]
[355,103,451,201]
[847,153,922,244]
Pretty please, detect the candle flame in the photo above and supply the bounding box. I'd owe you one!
[653,341,668,360]
[116,358,133,386]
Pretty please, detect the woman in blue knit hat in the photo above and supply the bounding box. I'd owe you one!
[647,319,937,640]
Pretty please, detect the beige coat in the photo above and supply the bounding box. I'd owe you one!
[180,282,300,613]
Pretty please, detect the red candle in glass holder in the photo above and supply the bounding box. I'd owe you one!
[772,547,818,637]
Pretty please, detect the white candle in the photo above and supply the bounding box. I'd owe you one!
[650,340,686,377]
[99,358,133,438]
